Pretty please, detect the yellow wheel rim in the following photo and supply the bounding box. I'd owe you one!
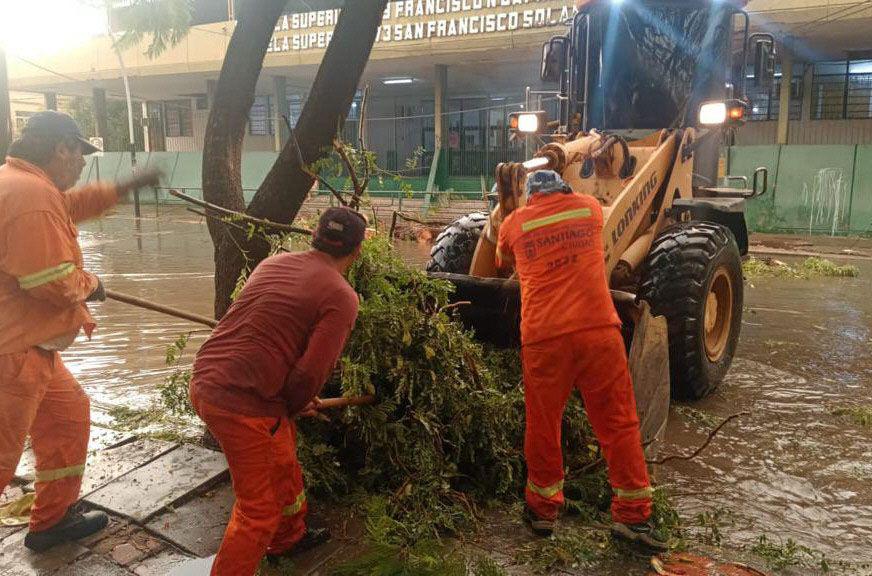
[704,267,733,362]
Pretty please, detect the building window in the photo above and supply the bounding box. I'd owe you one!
[811,59,872,120]
[747,64,803,121]
[14,111,34,135]
[164,99,193,137]
[249,96,274,136]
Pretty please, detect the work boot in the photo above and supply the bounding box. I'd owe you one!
[523,506,555,537]
[611,519,669,552]
[265,527,331,563]
[24,507,109,552]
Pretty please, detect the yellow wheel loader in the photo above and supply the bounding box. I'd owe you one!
[426,0,773,438]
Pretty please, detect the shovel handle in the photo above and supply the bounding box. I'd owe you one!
[318,395,376,410]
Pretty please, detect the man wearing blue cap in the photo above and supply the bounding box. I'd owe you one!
[496,170,666,550]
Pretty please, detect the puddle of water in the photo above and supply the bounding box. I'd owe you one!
[70,206,872,565]
[661,259,872,564]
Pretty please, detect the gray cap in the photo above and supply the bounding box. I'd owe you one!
[526,169,572,196]
[22,111,101,155]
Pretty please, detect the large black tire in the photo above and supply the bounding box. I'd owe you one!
[640,222,743,400]
[426,212,488,274]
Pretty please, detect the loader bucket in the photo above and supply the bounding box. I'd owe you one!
[428,272,671,445]
[626,300,670,447]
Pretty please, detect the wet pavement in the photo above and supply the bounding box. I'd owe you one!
[66,206,872,572]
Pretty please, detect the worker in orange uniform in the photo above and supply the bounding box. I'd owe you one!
[190,207,366,576]
[496,170,667,551]
[0,111,162,551]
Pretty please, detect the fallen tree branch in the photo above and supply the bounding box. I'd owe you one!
[647,411,749,465]
[169,189,311,235]
[187,208,291,253]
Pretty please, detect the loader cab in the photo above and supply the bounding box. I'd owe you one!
[539,0,774,186]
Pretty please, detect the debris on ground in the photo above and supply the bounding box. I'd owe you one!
[830,405,872,428]
[742,256,859,279]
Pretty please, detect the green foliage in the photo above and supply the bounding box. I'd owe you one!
[751,534,831,572]
[651,487,684,545]
[110,0,193,59]
[743,256,859,279]
[332,498,508,576]
[675,405,719,428]
[294,237,599,543]
[158,332,196,417]
[65,96,145,152]
[692,507,734,547]
[516,529,610,573]
[831,405,872,427]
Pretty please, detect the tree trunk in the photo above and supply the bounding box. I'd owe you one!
[249,0,389,224]
[203,0,388,318]
[0,48,11,165]
[201,0,287,318]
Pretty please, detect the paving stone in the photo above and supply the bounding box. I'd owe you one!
[166,555,215,576]
[112,542,145,566]
[80,438,177,496]
[132,549,194,576]
[146,482,234,557]
[0,529,87,575]
[14,427,136,483]
[52,554,131,575]
[86,445,227,522]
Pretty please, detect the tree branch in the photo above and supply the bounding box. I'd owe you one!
[283,114,348,207]
[647,411,749,465]
[169,189,311,235]
[334,138,364,210]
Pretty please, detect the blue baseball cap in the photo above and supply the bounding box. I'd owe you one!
[22,111,101,155]
[526,170,571,196]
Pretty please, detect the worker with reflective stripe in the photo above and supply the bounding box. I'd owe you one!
[0,112,161,552]
[190,207,365,575]
[496,170,667,551]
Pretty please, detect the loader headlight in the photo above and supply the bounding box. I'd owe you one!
[509,111,547,134]
[698,102,727,125]
[699,100,747,126]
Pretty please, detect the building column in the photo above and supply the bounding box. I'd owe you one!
[434,64,447,150]
[44,92,57,111]
[273,76,288,152]
[776,48,793,145]
[0,48,10,162]
[206,79,218,109]
[92,87,110,151]
[801,63,814,122]
[141,101,151,152]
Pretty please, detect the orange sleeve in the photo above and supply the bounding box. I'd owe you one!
[495,214,516,270]
[1,211,98,308]
[65,182,119,223]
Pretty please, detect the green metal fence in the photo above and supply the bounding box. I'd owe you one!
[728,145,872,235]
[82,146,872,236]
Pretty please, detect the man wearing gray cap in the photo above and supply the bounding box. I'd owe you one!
[0,111,161,552]
[190,207,366,575]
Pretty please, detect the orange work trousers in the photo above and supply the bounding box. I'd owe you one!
[0,348,90,531]
[522,326,652,525]
[191,391,307,576]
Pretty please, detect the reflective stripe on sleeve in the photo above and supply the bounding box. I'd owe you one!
[282,490,307,516]
[34,463,86,483]
[526,479,564,499]
[613,486,654,500]
[520,208,591,233]
[18,262,77,290]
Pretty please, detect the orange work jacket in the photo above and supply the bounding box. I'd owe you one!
[0,158,118,355]
[497,192,620,345]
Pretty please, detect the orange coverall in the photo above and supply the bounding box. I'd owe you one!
[497,191,653,525]
[0,158,117,531]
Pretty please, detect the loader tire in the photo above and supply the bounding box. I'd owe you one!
[426,212,488,274]
[640,222,743,400]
